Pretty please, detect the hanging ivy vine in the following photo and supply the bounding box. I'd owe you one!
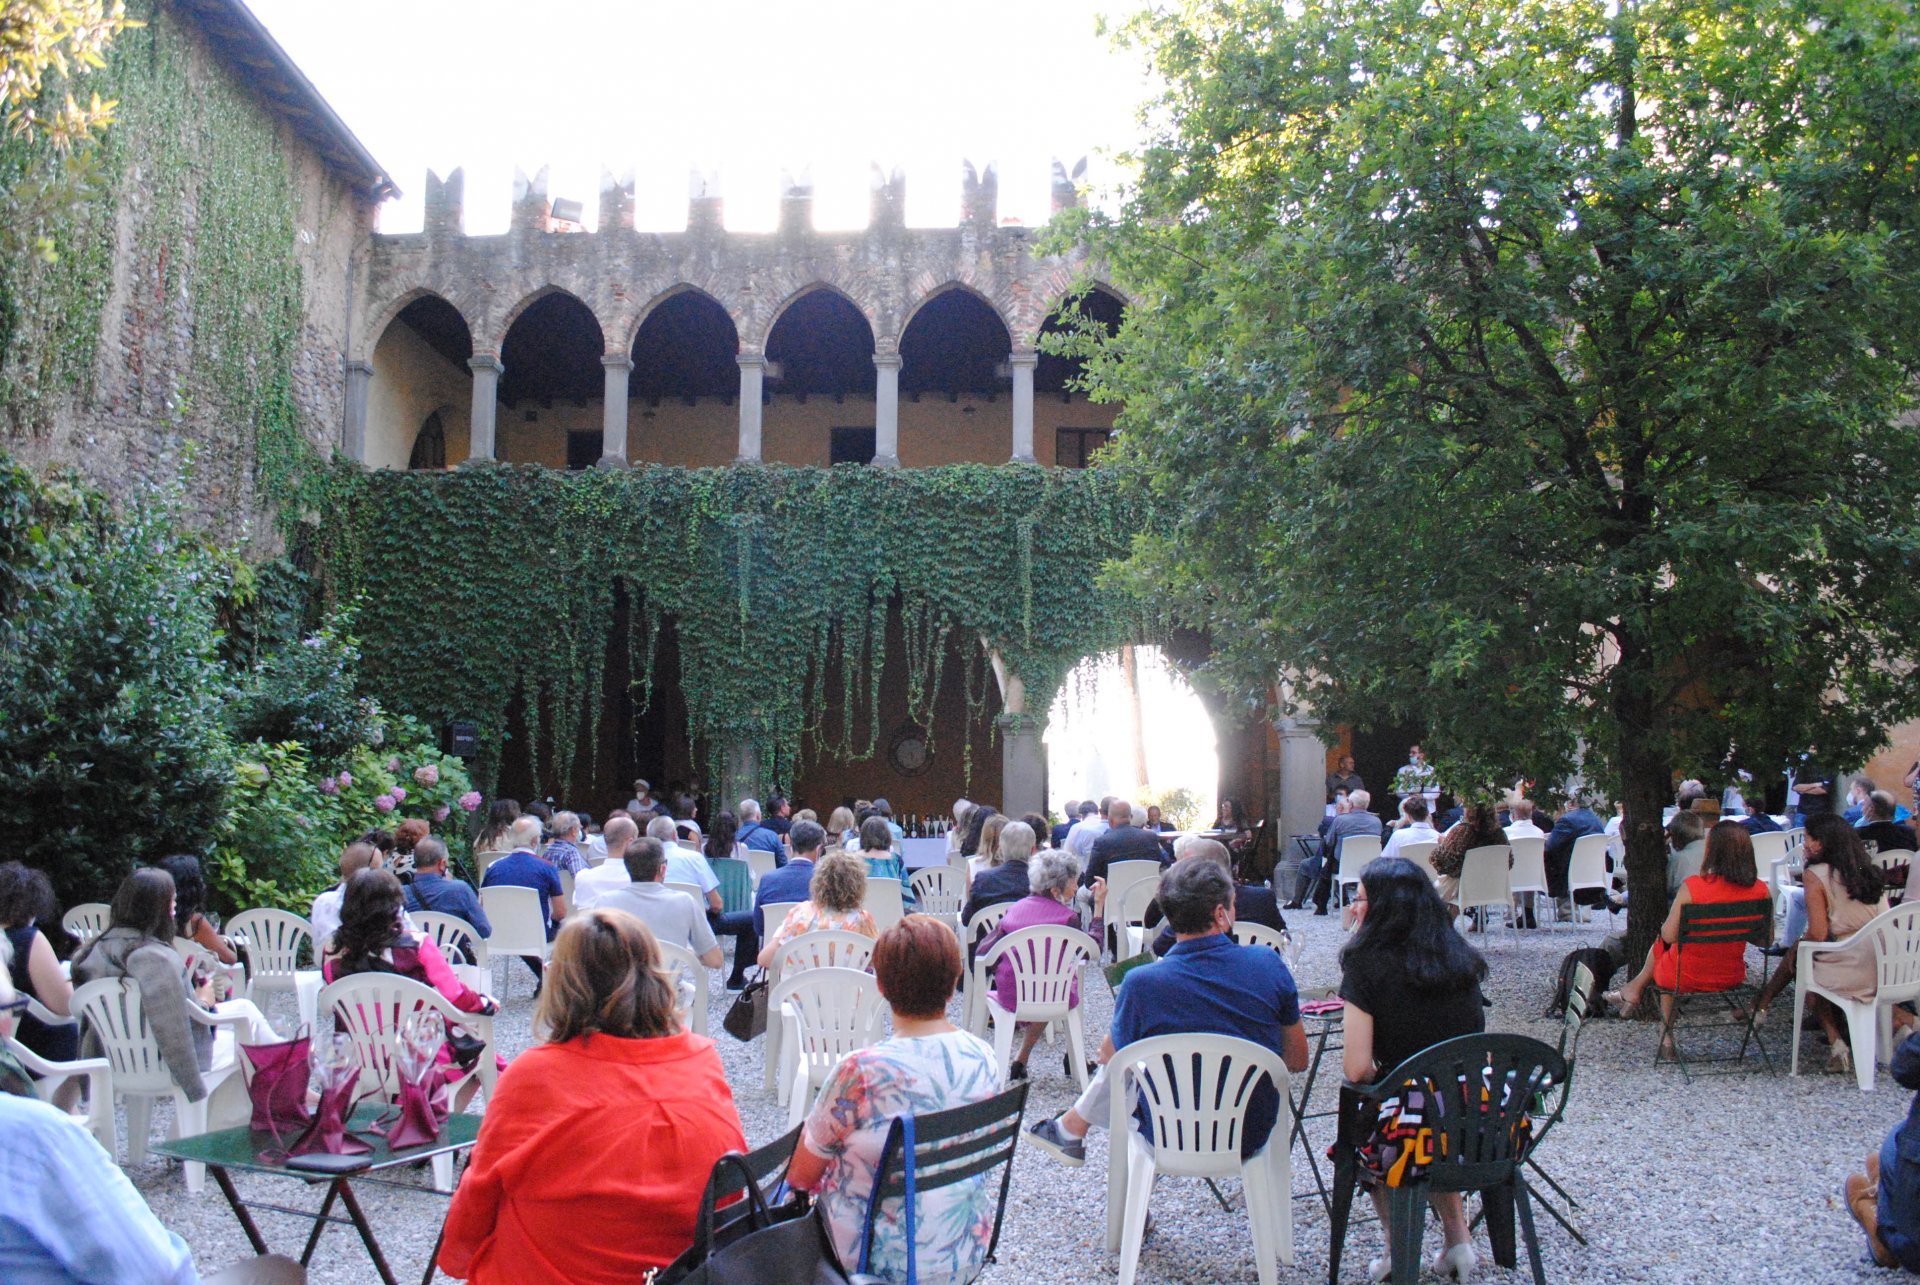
[301,460,1164,798]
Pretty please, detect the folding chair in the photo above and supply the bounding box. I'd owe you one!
[1651,898,1775,1080]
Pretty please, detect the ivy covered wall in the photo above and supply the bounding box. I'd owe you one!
[302,461,1160,801]
[0,0,371,535]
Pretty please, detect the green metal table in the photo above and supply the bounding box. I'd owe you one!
[152,1105,481,1285]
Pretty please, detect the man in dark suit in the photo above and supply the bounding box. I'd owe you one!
[960,821,1038,961]
[1143,839,1284,955]
[752,820,825,935]
[1860,792,1919,855]
[1294,790,1383,915]
[1050,800,1080,851]
[1543,794,1606,899]
[1086,798,1169,887]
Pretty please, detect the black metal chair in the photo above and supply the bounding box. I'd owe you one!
[1650,897,1775,1079]
[1328,1033,1566,1285]
[855,1081,1030,1283]
[1472,963,1592,1246]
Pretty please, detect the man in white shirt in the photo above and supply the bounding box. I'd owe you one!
[1066,798,1111,861]
[1503,798,1547,842]
[1380,796,1443,860]
[651,815,722,915]
[310,841,378,951]
[571,815,638,909]
[598,838,723,967]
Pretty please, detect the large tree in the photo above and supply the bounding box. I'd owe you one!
[1078,0,1920,957]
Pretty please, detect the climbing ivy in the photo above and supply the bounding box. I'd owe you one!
[302,461,1162,800]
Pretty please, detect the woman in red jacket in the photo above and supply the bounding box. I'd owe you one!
[437,907,746,1283]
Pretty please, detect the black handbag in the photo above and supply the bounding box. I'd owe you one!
[721,970,769,1042]
[657,1153,850,1285]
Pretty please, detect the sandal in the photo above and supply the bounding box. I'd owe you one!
[1655,1038,1679,1063]
[1603,989,1644,1019]
[1828,1044,1855,1076]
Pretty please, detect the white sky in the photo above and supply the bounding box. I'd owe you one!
[244,0,1153,234]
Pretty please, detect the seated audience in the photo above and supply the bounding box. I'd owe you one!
[596,838,724,969]
[857,816,917,910]
[1063,799,1106,861]
[959,819,1036,942]
[323,868,500,1100]
[439,910,745,1281]
[736,798,786,869]
[1025,859,1307,1166]
[393,818,430,877]
[1754,815,1898,1071]
[870,798,905,844]
[471,799,520,865]
[1087,798,1167,886]
[756,846,877,968]
[71,868,274,1104]
[968,813,1010,887]
[1379,797,1441,862]
[1142,838,1285,956]
[402,837,492,941]
[0,862,76,1063]
[975,843,1083,1078]
[788,916,1003,1285]
[1338,856,1490,1281]
[541,812,589,878]
[1502,798,1545,841]
[311,841,379,951]
[948,798,976,856]
[569,815,638,909]
[1605,821,1769,1061]
[1431,803,1507,912]
[752,819,827,937]
[1664,810,1709,894]
[157,854,238,966]
[827,805,859,852]
[479,816,567,984]
[1297,789,1384,915]
[1845,1026,1920,1271]
[647,816,720,913]
[1741,801,1785,835]
[763,794,794,837]
[1860,791,1919,858]
[1543,794,1607,899]
[1051,800,1079,851]
[1019,813,1053,850]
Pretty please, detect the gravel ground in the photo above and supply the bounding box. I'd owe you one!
[138,908,1907,1284]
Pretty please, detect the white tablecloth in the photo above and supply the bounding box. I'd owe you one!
[900,837,950,869]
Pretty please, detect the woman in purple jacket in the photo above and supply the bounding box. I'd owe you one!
[974,838,1086,1080]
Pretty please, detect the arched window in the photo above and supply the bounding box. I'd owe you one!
[408,411,447,469]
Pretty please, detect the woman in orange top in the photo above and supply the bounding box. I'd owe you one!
[438,908,746,1283]
[1605,821,1768,1058]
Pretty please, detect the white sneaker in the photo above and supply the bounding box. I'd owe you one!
[1431,1242,1478,1282]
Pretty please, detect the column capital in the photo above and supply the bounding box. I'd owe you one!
[468,354,504,376]
[600,353,635,372]
[873,351,903,371]
[342,358,374,378]
[737,352,767,370]
[1008,348,1039,369]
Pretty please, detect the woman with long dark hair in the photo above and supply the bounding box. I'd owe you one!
[1339,857,1489,1281]
[474,798,520,859]
[0,862,75,1064]
[155,853,239,966]
[703,810,744,865]
[322,868,499,1100]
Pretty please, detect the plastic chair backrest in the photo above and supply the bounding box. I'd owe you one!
[1567,836,1611,891]
[978,925,1097,1021]
[1749,831,1791,867]
[412,911,489,966]
[559,867,576,900]
[1867,903,1920,1001]
[71,977,174,1094]
[1362,1033,1566,1189]
[710,857,754,914]
[318,971,489,1100]
[1104,860,1163,910]
[480,885,550,957]
[1117,877,1161,935]
[1508,838,1549,894]
[1458,846,1512,907]
[1110,1033,1291,1174]
[1338,834,1383,881]
[962,900,1014,951]
[665,881,706,908]
[769,966,886,1075]
[745,849,779,885]
[225,909,313,983]
[1230,921,1288,955]
[657,940,710,1028]
[62,903,111,945]
[774,929,877,978]
[1398,841,1439,880]
[864,1082,1031,1269]
[759,901,803,940]
[908,866,964,917]
[864,879,906,932]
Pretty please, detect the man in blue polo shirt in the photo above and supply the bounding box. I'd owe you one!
[1024,859,1307,1165]
[479,815,566,985]
[738,798,788,869]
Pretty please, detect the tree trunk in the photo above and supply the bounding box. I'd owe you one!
[1615,688,1673,971]
[1118,644,1148,798]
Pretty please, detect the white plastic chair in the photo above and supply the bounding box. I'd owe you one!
[1101,860,1163,954]
[769,966,887,1124]
[173,937,246,995]
[317,972,497,1190]
[224,910,314,1005]
[1750,831,1792,871]
[71,977,249,1193]
[960,901,1016,1035]
[908,866,964,929]
[1508,837,1550,926]
[1105,1033,1294,1285]
[1457,845,1514,936]
[745,849,778,887]
[412,912,490,969]
[1230,921,1290,956]
[1566,834,1616,926]
[1792,902,1920,1091]
[763,929,877,1093]
[657,940,710,1035]
[1397,841,1440,883]
[1115,877,1161,958]
[665,880,706,909]
[62,902,111,945]
[1336,834,1383,907]
[5,1032,114,1151]
[480,886,552,995]
[559,867,577,901]
[863,879,906,932]
[975,925,1097,1089]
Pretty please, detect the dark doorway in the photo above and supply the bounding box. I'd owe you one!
[830,427,876,466]
[1347,721,1426,822]
[566,430,599,471]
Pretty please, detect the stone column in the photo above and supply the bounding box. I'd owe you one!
[872,352,901,467]
[1000,715,1049,818]
[736,354,765,462]
[341,359,373,462]
[724,742,761,812]
[467,355,503,462]
[1275,715,1330,897]
[599,354,633,468]
[1009,348,1038,463]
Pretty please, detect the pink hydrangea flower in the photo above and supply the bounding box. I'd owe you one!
[433,805,450,823]
[390,786,407,802]
[414,764,440,787]
[387,756,402,773]
[318,776,339,795]
[458,791,482,812]
[337,771,353,788]
[373,794,396,814]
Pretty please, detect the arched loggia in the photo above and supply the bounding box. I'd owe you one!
[498,292,605,468]
[629,291,740,466]
[366,294,473,469]
[763,289,876,465]
[1037,287,1126,467]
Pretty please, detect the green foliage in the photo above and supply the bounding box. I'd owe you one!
[1148,785,1200,830]
[302,461,1156,801]
[0,0,128,147]
[228,617,379,762]
[1086,0,1920,955]
[0,454,234,908]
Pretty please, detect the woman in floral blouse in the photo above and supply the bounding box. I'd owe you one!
[755,849,878,969]
[788,915,1004,1284]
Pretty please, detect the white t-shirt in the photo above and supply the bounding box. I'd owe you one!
[597,882,717,955]
[1381,821,1441,861]
[1503,820,1546,841]
[571,859,632,910]
[310,883,417,949]
[665,847,720,896]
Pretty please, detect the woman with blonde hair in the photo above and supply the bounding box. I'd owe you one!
[827,806,859,852]
[757,848,878,967]
[967,812,1010,886]
[440,908,746,1281]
